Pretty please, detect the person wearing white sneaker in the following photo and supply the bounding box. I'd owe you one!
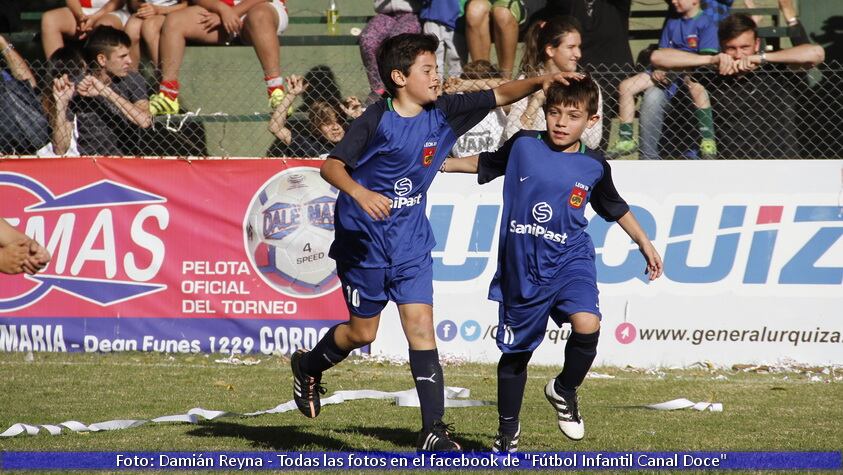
[443,76,663,448]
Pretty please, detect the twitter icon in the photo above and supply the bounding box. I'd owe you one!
[460,320,482,341]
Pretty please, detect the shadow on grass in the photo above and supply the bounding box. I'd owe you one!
[186,421,353,450]
[340,425,491,452]
[187,421,492,452]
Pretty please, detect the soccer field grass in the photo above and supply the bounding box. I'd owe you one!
[1,352,840,472]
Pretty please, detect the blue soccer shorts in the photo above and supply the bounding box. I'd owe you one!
[496,258,602,353]
[336,253,433,317]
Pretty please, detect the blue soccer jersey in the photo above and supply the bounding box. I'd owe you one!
[328,90,496,268]
[478,130,629,308]
[659,10,719,54]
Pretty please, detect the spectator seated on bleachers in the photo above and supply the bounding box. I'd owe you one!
[608,0,719,160]
[420,0,463,78]
[465,0,546,78]
[148,0,289,116]
[360,0,422,105]
[267,74,362,158]
[0,34,48,155]
[44,26,151,157]
[39,45,87,157]
[41,0,131,59]
[651,13,824,159]
[124,0,188,70]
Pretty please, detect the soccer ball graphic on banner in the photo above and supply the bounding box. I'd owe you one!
[244,166,340,298]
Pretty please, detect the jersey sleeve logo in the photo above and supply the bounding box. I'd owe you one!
[569,187,587,208]
[422,141,437,167]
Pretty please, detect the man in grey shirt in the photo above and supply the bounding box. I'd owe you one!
[51,26,151,156]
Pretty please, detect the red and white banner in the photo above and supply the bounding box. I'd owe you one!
[0,158,348,355]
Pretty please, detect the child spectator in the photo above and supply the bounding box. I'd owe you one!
[465,0,546,77]
[124,0,187,69]
[290,32,582,451]
[268,74,363,158]
[41,0,131,59]
[609,0,718,159]
[668,0,734,24]
[420,0,463,78]
[359,0,422,105]
[442,76,662,450]
[37,46,87,157]
[450,60,506,157]
[148,0,289,115]
[503,16,602,149]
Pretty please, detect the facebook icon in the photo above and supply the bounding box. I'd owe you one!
[436,320,457,342]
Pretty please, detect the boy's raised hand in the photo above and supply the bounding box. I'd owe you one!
[351,188,392,221]
[639,241,663,281]
[285,75,307,96]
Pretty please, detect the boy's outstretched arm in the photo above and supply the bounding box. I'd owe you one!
[321,158,392,221]
[616,211,663,281]
[492,72,584,107]
[441,155,479,174]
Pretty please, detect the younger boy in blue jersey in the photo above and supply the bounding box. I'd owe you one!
[290,32,582,451]
[443,76,663,451]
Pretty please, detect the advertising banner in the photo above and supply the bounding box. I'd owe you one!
[377,160,843,366]
[2,159,841,366]
[0,158,350,355]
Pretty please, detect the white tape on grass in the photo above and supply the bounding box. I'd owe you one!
[0,386,490,438]
[646,398,724,412]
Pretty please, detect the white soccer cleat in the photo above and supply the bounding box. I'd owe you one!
[545,379,585,440]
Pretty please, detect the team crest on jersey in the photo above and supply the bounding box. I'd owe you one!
[422,141,437,167]
[687,34,698,49]
[569,187,587,208]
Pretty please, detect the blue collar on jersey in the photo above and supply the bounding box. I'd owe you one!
[537,133,586,154]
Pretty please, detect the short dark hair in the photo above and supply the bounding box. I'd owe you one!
[83,26,131,65]
[376,33,438,97]
[544,75,599,116]
[718,14,757,44]
[48,45,86,81]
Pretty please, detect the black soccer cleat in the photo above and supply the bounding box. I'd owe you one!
[417,420,462,452]
[492,424,520,453]
[291,349,326,418]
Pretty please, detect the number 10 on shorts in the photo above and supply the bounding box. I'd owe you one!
[345,285,360,308]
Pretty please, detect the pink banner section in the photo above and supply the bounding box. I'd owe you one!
[0,158,349,353]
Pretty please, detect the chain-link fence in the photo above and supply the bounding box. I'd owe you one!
[1,59,841,159]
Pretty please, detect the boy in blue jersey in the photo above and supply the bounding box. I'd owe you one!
[609,0,719,159]
[443,76,663,451]
[290,32,581,451]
